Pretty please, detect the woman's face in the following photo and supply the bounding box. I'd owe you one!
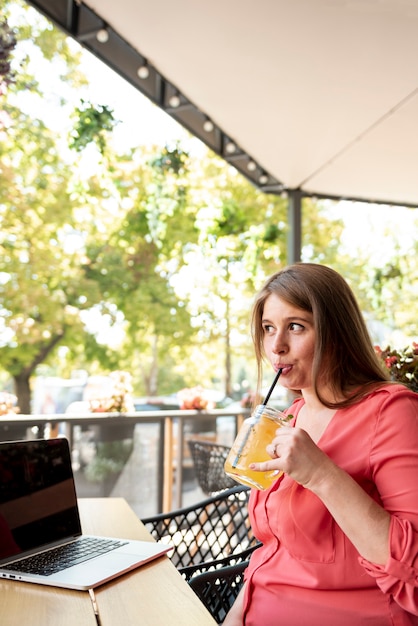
[261,293,316,392]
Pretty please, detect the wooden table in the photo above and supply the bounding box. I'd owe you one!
[0,498,217,626]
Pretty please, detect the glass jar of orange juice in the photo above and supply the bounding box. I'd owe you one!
[224,405,289,490]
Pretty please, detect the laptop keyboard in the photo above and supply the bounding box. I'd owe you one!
[3,536,129,576]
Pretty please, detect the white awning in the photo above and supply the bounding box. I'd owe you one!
[27,0,418,208]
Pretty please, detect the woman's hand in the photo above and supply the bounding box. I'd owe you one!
[250,426,332,489]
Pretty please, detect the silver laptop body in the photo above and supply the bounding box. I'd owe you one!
[0,438,170,590]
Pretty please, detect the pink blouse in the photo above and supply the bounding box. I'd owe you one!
[243,385,418,625]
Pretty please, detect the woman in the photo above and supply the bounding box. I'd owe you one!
[224,263,418,626]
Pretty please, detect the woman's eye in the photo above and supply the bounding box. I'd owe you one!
[289,322,304,331]
[262,324,274,334]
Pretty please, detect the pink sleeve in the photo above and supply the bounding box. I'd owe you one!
[359,389,418,615]
[360,517,418,615]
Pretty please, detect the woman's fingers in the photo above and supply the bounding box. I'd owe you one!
[250,460,281,472]
[267,443,279,458]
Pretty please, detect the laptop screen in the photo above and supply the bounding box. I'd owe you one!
[0,438,81,562]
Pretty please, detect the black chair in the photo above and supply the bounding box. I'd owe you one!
[141,485,257,569]
[184,544,260,624]
[180,542,259,581]
[187,438,237,495]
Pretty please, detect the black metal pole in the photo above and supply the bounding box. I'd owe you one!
[287,189,302,264]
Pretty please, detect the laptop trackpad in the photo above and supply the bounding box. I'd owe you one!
[51,551,160,589]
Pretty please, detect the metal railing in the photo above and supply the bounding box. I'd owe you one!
[0,408,250,512]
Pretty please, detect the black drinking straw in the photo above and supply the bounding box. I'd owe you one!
[232,368,283,468]
[262,367,283,405]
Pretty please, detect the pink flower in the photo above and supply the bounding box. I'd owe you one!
[375,344,418,392]
[177,386,213,410]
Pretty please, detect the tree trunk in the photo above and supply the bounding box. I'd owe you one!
[148,335,159,396]
[141,335,159,396]
[12,332,65,414]
[14,372,31,415]
[225,295,232,397]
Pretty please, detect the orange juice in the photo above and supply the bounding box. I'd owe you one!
[224,405,288,489]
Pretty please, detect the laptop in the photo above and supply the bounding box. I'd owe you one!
[0,437,171,590]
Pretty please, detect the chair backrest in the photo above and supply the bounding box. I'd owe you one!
[185,544,261,624]
[189,561,248,624]
[141,485,257,568]
[179,543,260,581]
[187,438,237,495]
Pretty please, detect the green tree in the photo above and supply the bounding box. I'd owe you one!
[0,0,117,411]
[365,252,418,339]
[0,101,114,411]
[0,16,16,87]
[82,145,198,395]
[165,154,289,396]
[310,201,418,343]
[1,2,198,408]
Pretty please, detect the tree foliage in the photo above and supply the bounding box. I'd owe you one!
[0,17,16,86]
[0,0,120,410]
[81,145,198,395]
[69,99,119,155]
[0,100,109,410]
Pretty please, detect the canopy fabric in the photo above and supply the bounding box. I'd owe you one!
[27,0,418,208]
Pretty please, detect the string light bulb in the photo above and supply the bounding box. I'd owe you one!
[258,172,269,185]
[137,63,150,79]
[168,92,181,108]
[225,141,236,154]
[203,118,214,132]
[247,160,257,172]
[96,28,109,43]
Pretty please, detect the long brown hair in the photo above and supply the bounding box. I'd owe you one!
[251,263,390,408]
